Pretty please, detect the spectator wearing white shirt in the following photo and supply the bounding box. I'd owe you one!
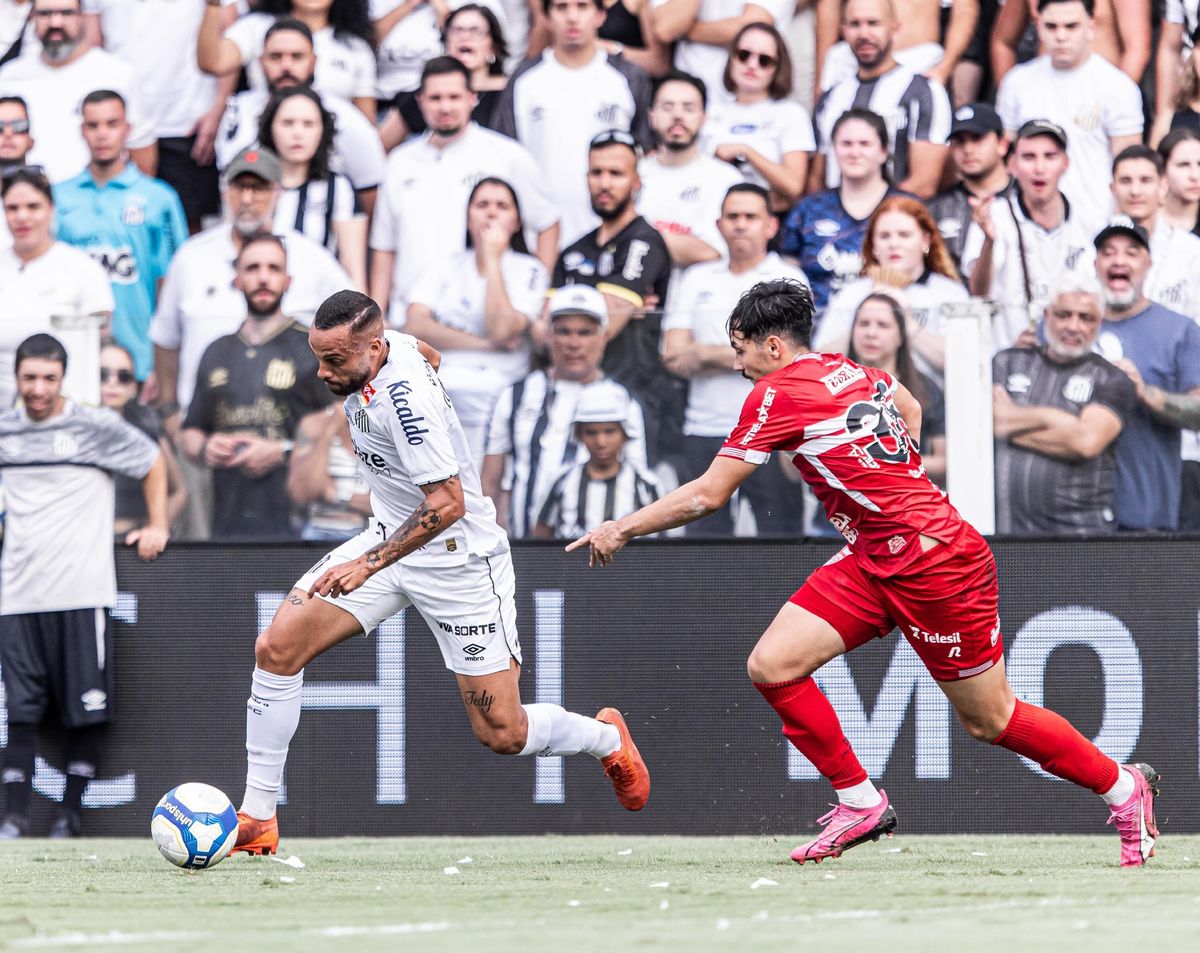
[0,94,33,249]
[257,85,366,290]
[494,0,653,247]
[200,0,377,121]
[405,176,549,464]
[639,70,741,273]
[650,0,793,106]
[370,57,558,321]
[662,183,807,537]
[964,119,1095,354]
[703,21,812,210]
[208,19,385,214]
[1109,144,1200,323]
[83,0,226,232]
[0,168,112,409]
[815,194,963,378]
[0,0,153,183]
[370,0,447,106]
[994,0,1142,237]
[810,0,950,198]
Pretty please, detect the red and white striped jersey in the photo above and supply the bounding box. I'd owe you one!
[719,352,962,576]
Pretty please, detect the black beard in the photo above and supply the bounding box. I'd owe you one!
[246,294,284,318]
[432,123,463,138]
[326,371,369,396]
[662,137,696,153]
[592,195,631,221]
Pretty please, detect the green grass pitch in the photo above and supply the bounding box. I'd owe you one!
[1,835,1198,952]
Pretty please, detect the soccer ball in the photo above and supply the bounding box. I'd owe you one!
[151,783,239,869]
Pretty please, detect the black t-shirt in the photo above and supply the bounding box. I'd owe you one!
[183,321,335,540]
[114,401,162,528]
[929,178,1015,274]
[992,347,1136,535]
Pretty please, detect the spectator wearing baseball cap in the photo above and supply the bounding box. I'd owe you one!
[532,380,660,540]
[995,0,1143,237]
[962,115,1094,354]
[930,103,1015,271]
[482,286,648,539]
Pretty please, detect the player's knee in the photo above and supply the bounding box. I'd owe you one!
[956,710,1007,743]
[255,628,302,676]
[473,723,525,755]
[746,644,818,684]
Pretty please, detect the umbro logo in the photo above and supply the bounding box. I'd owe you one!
[463,643,486,656]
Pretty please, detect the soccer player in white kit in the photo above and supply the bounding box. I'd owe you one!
[233,291,650,855]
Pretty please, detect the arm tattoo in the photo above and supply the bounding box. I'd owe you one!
[362,476,459,570]
[1152,391,1200,431]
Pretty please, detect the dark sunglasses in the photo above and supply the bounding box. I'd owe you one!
[735,48,778,69]
[0,119,30,135]
[1,163,47,183]
[100,368,136,384]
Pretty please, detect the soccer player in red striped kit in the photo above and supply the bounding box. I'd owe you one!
[568,278,1160,867]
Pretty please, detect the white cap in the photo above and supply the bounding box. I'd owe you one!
[548,285,608,330]
[573,380,641,438]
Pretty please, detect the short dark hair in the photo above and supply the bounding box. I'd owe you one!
[235,231,287,265]
[1112,144,1164,177]
[1036,0,1093,14]
[722,182,771,211]
[831,108,890,152]
[542,0,603,14]
[727,279,814,348]
[0,167,53,201]
[81,89,126,111]
[258,86,336,180]
[653,70,708,111]
[444,4,508,78]
[1159,126,1200,164]
[314,290,382,333]
[0,95,29,118]
[419,55,472,93]
[723,22,793,101]
[15,333,68,373]
[264,17,314,48]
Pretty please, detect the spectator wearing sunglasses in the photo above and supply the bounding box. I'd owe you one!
[54,90,188,384]
[0,166,112,409]
[98,339,187,540]
[0,95,33,250]
[703,22,813,211]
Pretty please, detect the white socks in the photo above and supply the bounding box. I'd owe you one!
[519,703,620,758]
[836,778,883,809]
[242,666,303,821]
[1101,766,1135,806]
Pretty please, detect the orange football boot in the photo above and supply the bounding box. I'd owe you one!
[596,707,650,811]
[231,812,279,856]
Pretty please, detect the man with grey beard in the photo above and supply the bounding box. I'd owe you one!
[992,275,1136,534]
[1092,218,1200,531]
[0,0,153,182]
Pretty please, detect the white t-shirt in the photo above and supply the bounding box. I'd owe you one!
[0,48,154,183]
[84,0,218,138]
[0,242,113,409]
[495,49,651,246]
[1147,220,1200,323]
[701,97,816,192]
[149,226,352,411]
[0,0,36,59]
[664,252,808,436]
[406,248,547,462]
[658,0,794,106]
[370,0,442,99]
[369,123,557,317]
[636,151,743,272]
[224,11,377,102]
[1165,0,1199,57]
[995,54,1144,237]
[960,193,1095,353]
[344,331,509,566]
[215,87,385,191]
[275,172,362,253]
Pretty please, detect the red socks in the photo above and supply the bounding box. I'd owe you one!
[993,698,1119,794]
[754,677,868,789]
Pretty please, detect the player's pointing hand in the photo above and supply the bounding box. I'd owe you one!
[565,520,628,568]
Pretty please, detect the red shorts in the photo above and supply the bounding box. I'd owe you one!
[791,522,1004,681]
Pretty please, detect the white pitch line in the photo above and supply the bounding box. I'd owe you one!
[301,923,450,938]
[10,929,211,948]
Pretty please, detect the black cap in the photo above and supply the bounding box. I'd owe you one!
[1016,118,1068,150]
[1093,215,1150,251]
[950,103,1003,139]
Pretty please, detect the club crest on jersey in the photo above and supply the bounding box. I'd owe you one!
[822,363,866,395]
[353,407,370,433]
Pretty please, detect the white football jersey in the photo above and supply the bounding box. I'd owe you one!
[343,331,508,566]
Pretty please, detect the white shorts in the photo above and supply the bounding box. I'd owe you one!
[296,530,522,676]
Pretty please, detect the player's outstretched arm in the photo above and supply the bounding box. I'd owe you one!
[127,452,170,561]
[893,382,924,446]
[309,474,465,598]
[566,456,756,567]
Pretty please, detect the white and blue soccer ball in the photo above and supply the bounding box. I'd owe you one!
[151,783,239,869]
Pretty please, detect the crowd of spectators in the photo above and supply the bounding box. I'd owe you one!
[1,0,1199,542]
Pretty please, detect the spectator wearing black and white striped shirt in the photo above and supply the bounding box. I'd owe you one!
[533,380,659,539]
[810,0,950,198]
